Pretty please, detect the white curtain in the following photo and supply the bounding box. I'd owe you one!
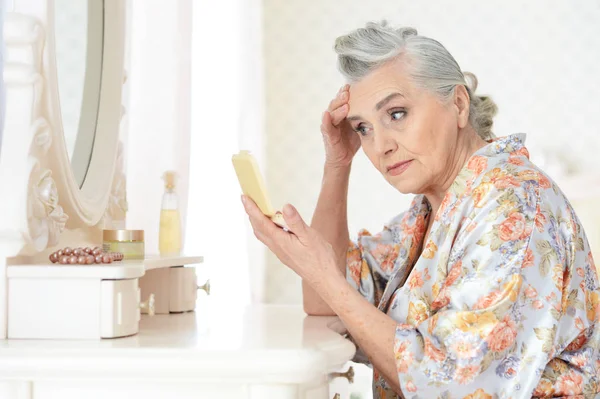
[186,0,266,308]
[128,0,193,252]
[128,0,266,313]
[0,0,5,155]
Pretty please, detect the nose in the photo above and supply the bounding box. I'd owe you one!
[373,126,397,157]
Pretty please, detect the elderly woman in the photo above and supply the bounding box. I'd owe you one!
[241,21,600,398]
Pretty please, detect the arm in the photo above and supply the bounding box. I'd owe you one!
[303,83,360,315]
[303,164,352,316]
[320,274,402,393]
[305,164,403,315]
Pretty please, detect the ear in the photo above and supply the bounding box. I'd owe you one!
[453,85,471,129]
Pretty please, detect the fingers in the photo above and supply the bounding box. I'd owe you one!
[241,196,282,245]
[321,85,351,136]
[282,204,310,244]
[329,104,349,126]
[327,85,349,114]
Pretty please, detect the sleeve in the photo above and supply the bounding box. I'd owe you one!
[392,184,559,398]
[346,212,406,306]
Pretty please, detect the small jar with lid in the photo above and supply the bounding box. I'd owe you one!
[102,230,145,260]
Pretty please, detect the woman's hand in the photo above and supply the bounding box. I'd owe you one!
[321,85,361,168]
[241,196,343,289]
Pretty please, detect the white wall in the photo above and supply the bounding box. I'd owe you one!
[262,0,600,304]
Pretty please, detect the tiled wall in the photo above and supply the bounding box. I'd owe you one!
[262,0,600,303]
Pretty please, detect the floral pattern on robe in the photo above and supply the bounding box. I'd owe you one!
[347,134,600,399]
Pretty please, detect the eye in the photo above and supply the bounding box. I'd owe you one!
[390,109,406,121]
[354,124,369,136]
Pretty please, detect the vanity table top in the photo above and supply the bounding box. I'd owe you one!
[6,254,204,279]
[0,305,355,384]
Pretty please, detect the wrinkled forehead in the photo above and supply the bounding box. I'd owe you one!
[347,60,415,116]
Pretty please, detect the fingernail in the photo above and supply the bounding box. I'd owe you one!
[241,195,247,206]
[340,92,347,99]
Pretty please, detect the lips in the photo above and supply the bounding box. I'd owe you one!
[386,160,413,176]
[386,160,412,172]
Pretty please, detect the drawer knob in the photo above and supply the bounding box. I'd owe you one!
[198,279,210,295]
[329,366,354,383]
[140,293,155,316]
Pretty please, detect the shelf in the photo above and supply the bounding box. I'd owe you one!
[6,255,204,280]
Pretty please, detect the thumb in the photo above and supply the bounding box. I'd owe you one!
[321,111,340,141]
[282,204,310,241]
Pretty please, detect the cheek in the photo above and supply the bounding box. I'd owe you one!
[404,110,456,172]
[398,113,440,158]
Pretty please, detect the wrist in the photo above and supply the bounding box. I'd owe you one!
[313,267,349,310]
[323,163,352,187]
[324,161,352,174]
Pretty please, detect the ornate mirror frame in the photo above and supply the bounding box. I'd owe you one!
[0,0,128,337]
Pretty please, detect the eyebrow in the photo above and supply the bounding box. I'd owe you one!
[346,92,404,121]
[376,92,404,110]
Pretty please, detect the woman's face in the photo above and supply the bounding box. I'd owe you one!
[347,59,470,195]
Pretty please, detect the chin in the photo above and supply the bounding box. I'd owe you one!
[389,179,422,195]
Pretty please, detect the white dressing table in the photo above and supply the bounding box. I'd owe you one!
[0,305,356,399]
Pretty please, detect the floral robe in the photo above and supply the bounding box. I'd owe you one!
[346,134,600,398]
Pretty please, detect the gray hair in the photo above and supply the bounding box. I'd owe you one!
[334,21,497,140]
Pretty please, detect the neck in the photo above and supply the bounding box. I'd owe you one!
[424,126,488,218]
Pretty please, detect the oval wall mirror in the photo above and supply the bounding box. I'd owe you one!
[54,0,104,188]
[48,0,125,226]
